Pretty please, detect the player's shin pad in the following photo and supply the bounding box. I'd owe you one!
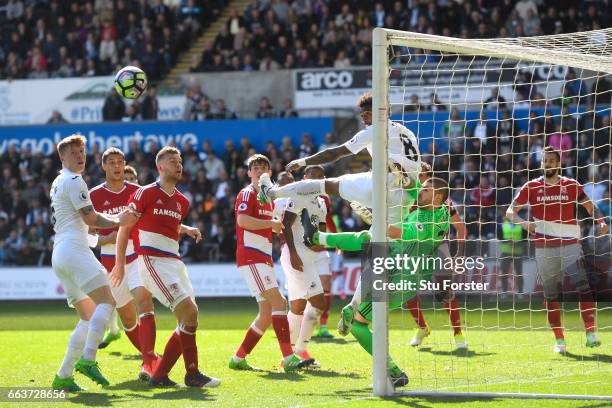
[320,231,371,252]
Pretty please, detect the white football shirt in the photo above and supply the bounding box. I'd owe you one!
[342,119,421,177]
[275,196,327,252]
[50,169,92,244]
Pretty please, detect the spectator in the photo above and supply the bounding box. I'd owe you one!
[485,87,508,111]
[299,133,316,158]
[102,88,126,121]
[211,99,237,119]
[98,31,118,67]
[47,110,68,124]
[204,151,225,181]
[522,8,541,36]
[278,99,298,118]
[427,93,447,112]
[256,96,276,118]
[472,111,495,154]
[319,132,337,151]
[141,84,159,120]
[547,123,573,159]
[404,94,423,112]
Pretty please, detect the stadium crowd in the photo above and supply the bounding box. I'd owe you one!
[0,0,227,80]
[191,0,612,73]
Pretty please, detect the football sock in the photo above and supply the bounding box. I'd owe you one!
[350,320,372,355]
[579,300,596,332]
[287,311,303,348]
[405,297,428,329]
[544,299,564,339]
[139,312,157,366]
[108,308,120,335]
[271,311,294,357]
[273,179,325,200]
[235,324,264,359]
[58,319,89,378]
[124,323,141,353]
[83,303,113,361]
[319,231,370,251]
[153,328,182,379]
[443,299,463,335]
[320,292,332,326]
[295,304,322,354]
[179,324,199,375]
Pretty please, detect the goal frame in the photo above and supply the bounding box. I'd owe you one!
[370,26,612,400]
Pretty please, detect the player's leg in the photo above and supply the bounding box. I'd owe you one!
[289,299,306,352]
[435,242,466,349]
[102,265,141,352]
[315,273,334,338]
[258,173,340,204]
[53,295,94,392]
[405,295,431,346]
[115,302,139,351]
[514,257,524,295]
[350,302,409,388]
[331,250,347,299]
[500,256,511,294]
[75,283,116,386]
[98,309,121,349]
[131,285,158,381]
[536,247,566,352]
[231,299,270,371]
[563,244,600,347]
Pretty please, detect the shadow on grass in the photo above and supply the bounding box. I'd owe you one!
[301,369,363,379]
[310,337,351,345]
[69,384,216,406]
[416,347,495,358]
[383,395,505,407]
[105,379,148,391]
[108,352,142,361]
[562,352,612,364]
[256,371,309,382]
[301,387,372,400]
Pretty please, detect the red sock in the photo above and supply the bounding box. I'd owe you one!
[179,325,199,375]
[320,292,332,326]
[236,325,264,358]
[443,299,462,336]
[544,300,564,339]
[152,330,182,379]
[579,300,596,332]
[271,312,293,357]
[405,297,427,329]
[125,324,141,353]
[139,313,157,366]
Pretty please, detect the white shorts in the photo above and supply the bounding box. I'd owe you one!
[315,252,332,276]
[110,261,143,308]
[535,244,589,298]
[337,172,406,224]
[281,245,324,301]
[52,239,109,307]
[238,263,279,302]
[330,250,343,272]
[138,255,194,311]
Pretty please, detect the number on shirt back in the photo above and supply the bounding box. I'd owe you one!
[400,132,419,162]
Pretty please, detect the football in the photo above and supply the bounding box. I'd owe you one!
[114,66,148,99]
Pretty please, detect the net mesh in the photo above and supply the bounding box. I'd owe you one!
[380,29,612,396]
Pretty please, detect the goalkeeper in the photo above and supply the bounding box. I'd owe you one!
[304,177,450,388]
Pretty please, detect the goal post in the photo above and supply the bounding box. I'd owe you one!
[370,27,612,399]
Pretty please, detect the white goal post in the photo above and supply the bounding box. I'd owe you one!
[371,27,612,400]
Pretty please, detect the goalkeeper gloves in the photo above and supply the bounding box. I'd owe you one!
[350,201,372,225]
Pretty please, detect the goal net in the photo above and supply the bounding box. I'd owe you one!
[370,27,612,399]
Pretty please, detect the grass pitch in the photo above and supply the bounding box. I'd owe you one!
[0,298,610,407]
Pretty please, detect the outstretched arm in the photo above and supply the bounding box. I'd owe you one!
[286,145,353,172]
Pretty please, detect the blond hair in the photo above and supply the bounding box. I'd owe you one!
[156,146,181,164]
[57,134,86,156]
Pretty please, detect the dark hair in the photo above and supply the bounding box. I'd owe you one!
[429,177,449,202]
[304,165,325,175]
[542,145,561,161]
[102,147,125,163]
[247,153,271,170]
[357,91,372,111]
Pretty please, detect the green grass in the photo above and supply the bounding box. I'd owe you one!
[0,299,610,407]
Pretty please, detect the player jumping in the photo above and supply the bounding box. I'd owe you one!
[111,146,220,387]
[275,168,329,367]
[229,154,313,372]
[257,91,421,225]
[507,146,607,353]
[51,135,138,391]
[304,177,451,388]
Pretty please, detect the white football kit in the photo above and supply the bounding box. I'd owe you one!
[340,120,421,223]
[275,197,328,301]
[50,169,108,306]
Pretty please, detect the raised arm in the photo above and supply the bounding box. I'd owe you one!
[286,145,353,172]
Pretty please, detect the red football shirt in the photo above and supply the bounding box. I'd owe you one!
[514,176,586,247]
[90,181,139,270]
[235,184,274,267]
[129,182,190,258]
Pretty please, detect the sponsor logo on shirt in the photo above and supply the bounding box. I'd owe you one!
[103,200,111,206]
[79,191,88,201]
[153,208,182,220]
[536,195,569,202]
[238,203,248,211]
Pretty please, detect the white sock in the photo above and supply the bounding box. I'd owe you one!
[82,303,114,361]
[287,311,303,348]
[274,179,325,200]
[108,308,120,334]
[295,304,323,354]
[58,319,89,378]
[318,232,328,246]
[351,282,362,307]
